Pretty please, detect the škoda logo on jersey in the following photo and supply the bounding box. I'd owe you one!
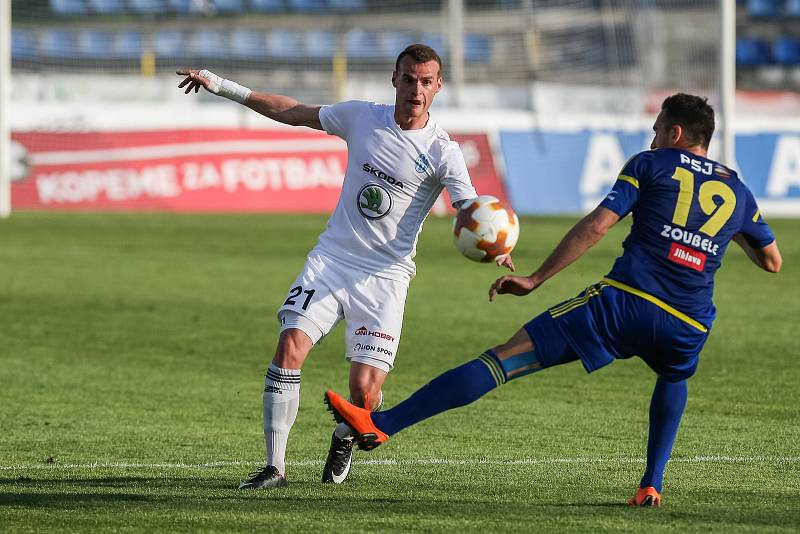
[358,184,392,220]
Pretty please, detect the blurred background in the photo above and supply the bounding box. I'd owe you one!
[3,0,800,216]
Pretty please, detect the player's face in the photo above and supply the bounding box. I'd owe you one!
[650,111,679,150]
[392,57,442,124]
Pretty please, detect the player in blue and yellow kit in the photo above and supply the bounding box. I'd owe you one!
[324,94,783,507]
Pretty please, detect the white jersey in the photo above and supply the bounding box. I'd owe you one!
[315,100,477,281]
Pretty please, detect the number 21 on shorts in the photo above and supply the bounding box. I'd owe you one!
[284,285,316,311]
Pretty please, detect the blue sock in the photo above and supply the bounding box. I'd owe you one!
[640,378,688,492]
[372,353,505,436]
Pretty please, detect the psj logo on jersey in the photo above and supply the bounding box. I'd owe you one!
[680,154,713,175]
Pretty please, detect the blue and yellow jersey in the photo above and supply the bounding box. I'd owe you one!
[600,148,775,331]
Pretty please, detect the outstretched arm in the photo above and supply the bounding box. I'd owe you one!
[732,234,782,273]
[489,206,620,300]
[177,69,323,130]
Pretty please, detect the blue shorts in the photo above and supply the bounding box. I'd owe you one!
[523,281,709,382]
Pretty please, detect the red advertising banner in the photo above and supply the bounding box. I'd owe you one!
[10,129,507,213]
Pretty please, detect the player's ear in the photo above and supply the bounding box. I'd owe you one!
[391,71,397,88]
[670,124,683,146]
[435,75,442,94]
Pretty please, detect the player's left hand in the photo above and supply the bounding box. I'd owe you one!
[495,254,515,272]
[488,275,537,301]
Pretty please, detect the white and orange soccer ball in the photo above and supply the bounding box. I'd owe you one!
[452,195,519,263]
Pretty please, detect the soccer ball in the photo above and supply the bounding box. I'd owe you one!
[453,195,519,262]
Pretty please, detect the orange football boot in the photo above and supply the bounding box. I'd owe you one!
[627,486,661,508]
[324,390,389,451]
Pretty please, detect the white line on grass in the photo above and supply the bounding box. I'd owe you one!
[2,456,799,471]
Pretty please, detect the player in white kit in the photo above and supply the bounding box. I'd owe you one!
[178,44,513,488]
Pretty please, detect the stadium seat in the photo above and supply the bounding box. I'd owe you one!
[128,0,164,14]
[213,0,245,13]
[346,29,382,59]
[266,30,304,58]
[464,33,491,62]
[736,38,772,65]
[49,0,88,16]
[773,37,800,64]
[154,30,185,58]
[288,0,328,11]
[190,30,232,59]
[115,31,145,59]
[41,30,79,58]
[328,0,366,10]
[305,30,337,59]
[230,30,269,59]
[11,30,38,60]
[249,0,285,11]
[746,0,783,17]
[86,0,126,14]
[78,30,116,59]
[165,0,191,12]
[381,31,416,59]
[419,32,447,57]
[787,0,800,15]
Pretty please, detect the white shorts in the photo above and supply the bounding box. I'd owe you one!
[277,252,408,373]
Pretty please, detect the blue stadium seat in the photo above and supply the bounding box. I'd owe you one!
[288,0,328,11]
[129,0,164,14]
[41,30,79,58]
[11,30,38,60]
[78,30,116,59]
[165,0,192,12]
[266,30,304,58]
[328,0,365,10]
[787,0,800,15]
[191,30,232,58]
[305,30,336,59]
[746,0,783,17]
[773,37,800,64]
[49,0,88,15]
[464,33,491,62]
[249,0,285,10]
[213,0,245,12]
[346,30,382,59]
[736,37,772,65]
[154,30,184,58]
[381,32,416,59]
[86,0,126,14]
[115,31,144,59]
[230,30,269,59]
[419,32,446,57]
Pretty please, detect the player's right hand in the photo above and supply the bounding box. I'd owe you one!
[177,69,212,94]
[488,275,537,301]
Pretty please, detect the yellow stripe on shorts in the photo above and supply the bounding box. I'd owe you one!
[602,277,708,333]
[549,282,608,318]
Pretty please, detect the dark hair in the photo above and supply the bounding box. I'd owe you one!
[660,93,715,148]
[395,43,443,75]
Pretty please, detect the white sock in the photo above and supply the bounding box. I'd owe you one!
[333,391,384,440]
[263,364,301,476]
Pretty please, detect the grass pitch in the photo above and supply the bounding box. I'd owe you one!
[1,212,798,533]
